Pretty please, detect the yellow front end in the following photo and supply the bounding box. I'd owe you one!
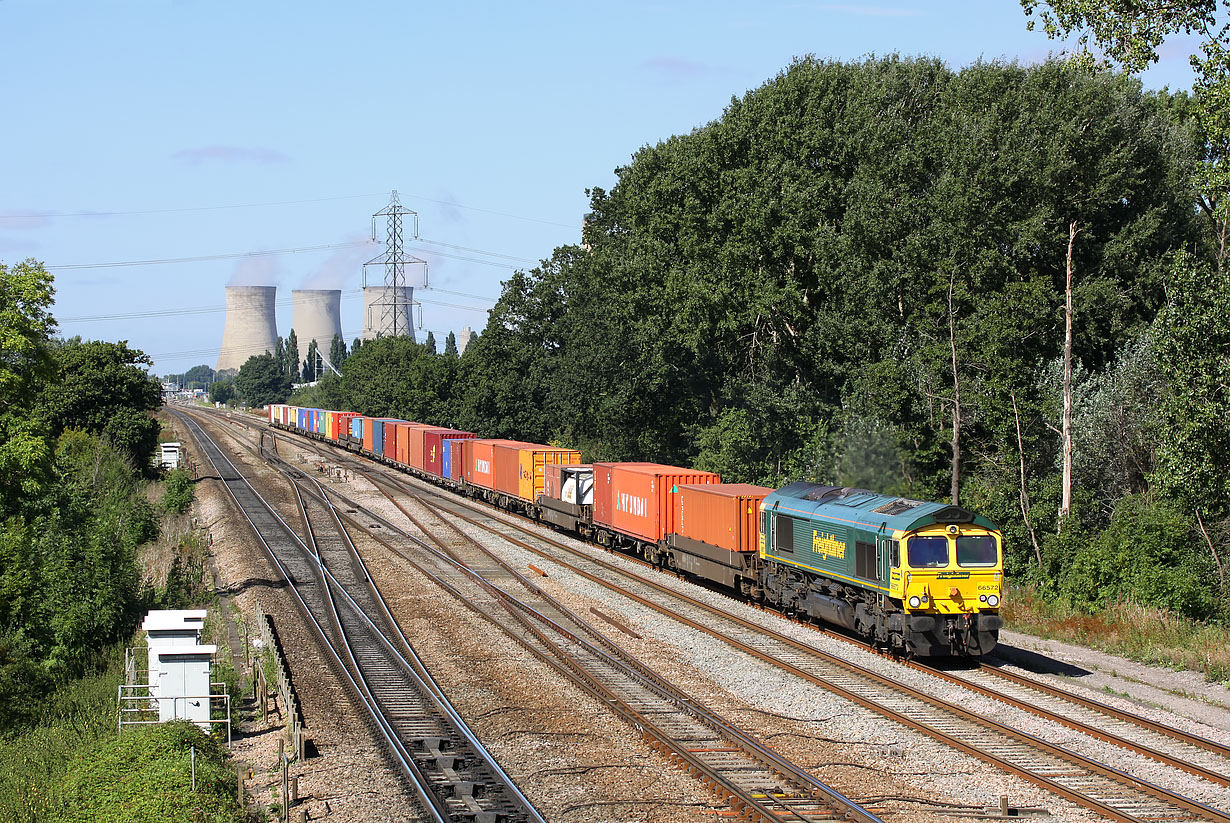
[898,525,1003,616]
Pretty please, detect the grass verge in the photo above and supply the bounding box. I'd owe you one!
[1003,587,1230,684]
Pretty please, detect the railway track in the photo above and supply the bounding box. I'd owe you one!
[249,425,884,822]
[371,474,1230,823]
[215,412,1230,822]
[175,410,544,823]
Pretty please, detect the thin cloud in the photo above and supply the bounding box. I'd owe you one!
[172,146,289,165]
[818,4,926,17]
[643,56,710,78]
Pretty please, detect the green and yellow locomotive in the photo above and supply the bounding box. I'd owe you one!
[757,483,1003,657]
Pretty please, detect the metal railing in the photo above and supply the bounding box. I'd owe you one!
[117,683,232,745]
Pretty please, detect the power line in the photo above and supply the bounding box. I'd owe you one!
[45,241,377,271]
[58,286,495,324]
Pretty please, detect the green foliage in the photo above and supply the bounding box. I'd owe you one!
[37,339,162,473]
[1062,495,1215,618]
[1021,0,1230,235]
[424,330,436,354]
[0,260,57,514]
[234,353,290,409]
[0,650,124,821]
[160,468,194,515]
[158,534,209,610]
[57,722,244,823]
[0,431,155,694]
[443,331,458,358]
[1153,251,1230,520]
[301,339,319,382]
[341,336,456,424]
[207,380,234,405]
[328,332,347,369]
[287,371,342,410]
[284,329,299,381]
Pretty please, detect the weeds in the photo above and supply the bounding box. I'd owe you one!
[1004,587,1230,684]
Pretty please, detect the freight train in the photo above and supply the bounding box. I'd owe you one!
[267,405,1004,657]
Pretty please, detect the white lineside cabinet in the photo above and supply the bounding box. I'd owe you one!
[155,644,216,725]
[142,610,206,696]
[160,442,182,469]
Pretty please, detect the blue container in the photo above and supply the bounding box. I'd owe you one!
[297,408,307,430]
[313,409,323,434]
[371,419,385,454]
[351,417,364,441]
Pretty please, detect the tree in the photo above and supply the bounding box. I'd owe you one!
[1153,251,1230,590]
[208,380,235,405]
[0,259,57,512]
[181,364,214,389]
[444,331,459,358]
[301,339,319,382]
[1021,0,1230,260]
[285,329,300,381]
[424,331,437,355]
[340,337,454,424]
[235,353,291,408]
[352,336,363,355]
[328,333,347,370]
[37,339,162,472]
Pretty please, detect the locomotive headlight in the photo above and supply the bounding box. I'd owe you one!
[979,594,987,602]
[987,594,1000,607]
[908,596,921,608]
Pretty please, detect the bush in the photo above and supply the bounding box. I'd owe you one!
[57,721,244,822]
[1062,495,1216,619]
[160,469,194,515]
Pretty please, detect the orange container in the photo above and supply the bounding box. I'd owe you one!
[407,423,436,471]
[593,463,720,543]
[465,439,522,490]
[673,483,773,553]
[393,423,413,465]
[488,442,581,502]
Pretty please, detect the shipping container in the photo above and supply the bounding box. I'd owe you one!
[464,440,521,490]
[419,429,477,477]
[405,423,435,471]
[364,417,397,453]
[376,419,406,457]
[351,416,365,443]
[443,437,465,480]
[673,483,772,554]
[490,442,583,502]
[593,463,720,544]
[324,411,335,441]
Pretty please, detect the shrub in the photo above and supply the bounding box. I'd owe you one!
[160,469,194,515]
[57,721,244,822]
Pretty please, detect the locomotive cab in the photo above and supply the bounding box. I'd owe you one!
[894,523,1003,656]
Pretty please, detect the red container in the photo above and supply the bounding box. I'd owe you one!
[422,429,477,477]
[383,420,400,460]
[673,483,773,553]
[593,463,721,543]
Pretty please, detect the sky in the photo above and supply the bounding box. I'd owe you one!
[0,1,1202,376]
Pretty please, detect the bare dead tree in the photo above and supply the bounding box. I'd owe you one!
[1059,220,1079,530]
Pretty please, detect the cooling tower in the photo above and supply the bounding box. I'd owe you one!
[216,286,279,372]
[292,289,344,370]
[360,285,415,342]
